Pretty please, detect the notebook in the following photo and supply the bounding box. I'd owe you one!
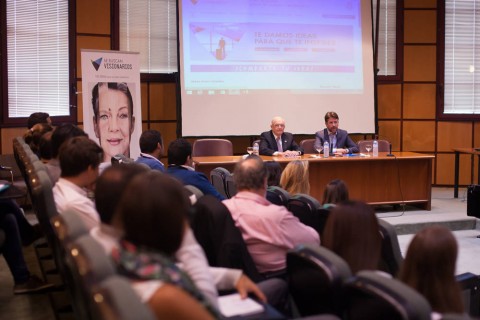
[218,293,264,318]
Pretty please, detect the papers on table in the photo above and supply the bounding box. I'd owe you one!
[218,293,265,318]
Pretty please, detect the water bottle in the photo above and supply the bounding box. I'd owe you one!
[373,140,379,157]
[253,142,259,156]
[323,141,329,158]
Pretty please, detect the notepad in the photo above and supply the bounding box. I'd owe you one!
[218,293,265,317]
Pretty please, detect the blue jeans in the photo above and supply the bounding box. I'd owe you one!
[0,200,35,244]
[0,213,30,284]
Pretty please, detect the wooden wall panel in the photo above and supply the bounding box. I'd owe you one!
[77,0,110,34]
[474,122,480,148]
[404,46,437,82]
[403,84,436,119]
[378,121,401,151]
[76,81,83,123]
[402,121,435,151]
[437,122,472,152]
[377,84,402,119]
[404,11,437,43]
[436,153,471,185]
[76,36,111,78]
[141,83,148,122]
[404,0,437,8]
[1,128,26,154]
[149,83,177,121]
[150,122,178,156]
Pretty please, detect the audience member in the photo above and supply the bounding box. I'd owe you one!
[222,156,319,274]
[322,200,381,273]
[1,213,54,294]
[314,111,359,155]
[399,226,464,316]
[135,130,164,172]
[279,160,310,195]
[53,136,103,229]
[265,161,282,187]
[322,179,349,209]
[93,166,271,311]
[112,171,222,319]
[38,131,53,163]
[27,112,51,130]
[46,124,87,184]
[23,123,53,157]
[167,138,225,201]
[259,116,303,156]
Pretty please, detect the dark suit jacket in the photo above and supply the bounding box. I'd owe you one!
[259,130,303,156]
[314,128,359,153]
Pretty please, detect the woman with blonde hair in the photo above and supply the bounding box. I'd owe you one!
[280,160,310,195]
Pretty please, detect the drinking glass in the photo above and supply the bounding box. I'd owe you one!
[365,144,372,156]
[247,147,254,155]
[315,146,323,158]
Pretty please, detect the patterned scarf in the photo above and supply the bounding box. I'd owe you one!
[111,240,222,319]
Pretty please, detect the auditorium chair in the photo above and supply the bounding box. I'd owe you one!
[192,138,233,157]
[377,219,403,277]
[91,275,155,320]
[357,139,390,153]
[287,194,329,236]
[287,244,352,317]
[300,139,316,154]
[266,186,290,207]
[343,270,431,320]
[184,184,204,202]
[210,167,230,199]
[190,195,264,282]
[225,174,237,198]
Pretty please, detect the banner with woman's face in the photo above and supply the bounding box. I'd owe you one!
[81,50,142,163]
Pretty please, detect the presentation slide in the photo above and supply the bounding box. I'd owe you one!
[179,0,376,137]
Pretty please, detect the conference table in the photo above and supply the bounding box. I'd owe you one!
[193,152,434,210]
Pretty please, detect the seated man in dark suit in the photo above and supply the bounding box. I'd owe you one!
[166,138,225,201]
[259,116,303,156]
[314,111,359,155]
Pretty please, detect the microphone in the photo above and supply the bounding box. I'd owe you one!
[387,143,394,157]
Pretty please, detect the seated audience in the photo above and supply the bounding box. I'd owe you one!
[93,165,273,310]
[279,160,310,195]
[38,131,53,163]
[265,161,282,187]
[23,123,53,157]
[46,124,87,184]
[322,200,381,273]
[112,170,224,319]
[135,130,165,172]
[27,112,51,130]
[322,179,349,209]
[1,213,53,294]
[53,136,103,229]
[222,156,319,274]
[167,138,225,201]
[399,226,464,317]
[259,116,303,156]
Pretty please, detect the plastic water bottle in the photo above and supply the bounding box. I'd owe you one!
[373,140,379,157]
[323,141,329,158]
[253,142,259,156]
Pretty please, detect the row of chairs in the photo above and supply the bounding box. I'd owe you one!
[190,138,391,157]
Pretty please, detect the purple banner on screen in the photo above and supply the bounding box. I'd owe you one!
[191,65,355,73]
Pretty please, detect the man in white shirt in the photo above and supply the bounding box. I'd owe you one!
[53,136,103,230]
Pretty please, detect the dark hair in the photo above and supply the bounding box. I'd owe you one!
[114,171,188,256]
[233,156,267,191]
[139,130,163,153]
[322,179,349,205]
[51,124,87,158]
[38,131,53,161]
[59,137,103,177]
[168,138,192,165]
[323,200,381,273]
[24,123,53,156]
[27,112,50,129]
[95,164,149,224]
[265,161,282,187]
[92,82,134,121]
[399,226,464,314]
[324,111,339,123]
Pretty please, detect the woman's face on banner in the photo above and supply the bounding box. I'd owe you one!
[94,87,134,162]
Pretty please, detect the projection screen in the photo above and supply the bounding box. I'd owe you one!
[178,0,376,136]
